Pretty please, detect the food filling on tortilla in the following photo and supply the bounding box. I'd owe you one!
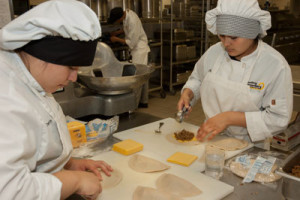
[174,129,195,141]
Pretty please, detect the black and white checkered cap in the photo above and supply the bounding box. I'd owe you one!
[216,15,260,39]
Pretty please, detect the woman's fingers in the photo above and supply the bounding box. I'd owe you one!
[197,124,219,141]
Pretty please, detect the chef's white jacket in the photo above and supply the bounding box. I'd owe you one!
[0,50,73,199]
[123,9,150,63]
[183,41,293,141]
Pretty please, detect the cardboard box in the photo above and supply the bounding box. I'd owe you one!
[67,121,87,148]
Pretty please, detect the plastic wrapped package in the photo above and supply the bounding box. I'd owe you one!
[227,152,285,184]
[66,116,119,158]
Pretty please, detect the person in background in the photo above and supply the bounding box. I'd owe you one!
[177,0,293,147]
[108,7,151,108]
[0,1,112,199]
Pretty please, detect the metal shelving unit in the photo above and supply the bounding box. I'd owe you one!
[162,0,216,94]
[142,0,165,98]
[100,0,166,98]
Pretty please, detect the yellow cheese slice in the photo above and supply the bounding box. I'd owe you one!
[167,152,198,166]
[112,139,143,155]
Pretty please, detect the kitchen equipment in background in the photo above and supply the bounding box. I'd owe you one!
[190,5,201,17]
[173,0,185,18]
[158,29,187,40]
[187,45,196,59]
[116,49,130,61]
[185,30,195,38]
[290,0,300,18]
[78,0,91,6]
[53,42,154,117]
[264,30,300,64]
[90,0,140,22]
[141,0,159,18]
[271,65,300,151]
[290,65,300,112]
[90,0,107,21]
[163,44,187,61]
[276,148,300,200]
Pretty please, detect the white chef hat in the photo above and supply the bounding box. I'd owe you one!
[0,0,101,66]
[205,0,271,39]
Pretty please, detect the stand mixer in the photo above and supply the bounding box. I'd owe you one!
[53,42,154,118]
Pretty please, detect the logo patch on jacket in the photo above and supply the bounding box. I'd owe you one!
[248,81,265,90]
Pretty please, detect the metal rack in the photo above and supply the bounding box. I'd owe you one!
[162,0,216,94]
[100,0,166,98]
[142,0,166,98]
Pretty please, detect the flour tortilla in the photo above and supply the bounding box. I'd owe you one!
[210,138,248,151]
[128,154,170,173]
[230,159,281,183]
[165,133,200,146]
[133,186,183,200]
[156,173,202,197]
[100,168,123,189]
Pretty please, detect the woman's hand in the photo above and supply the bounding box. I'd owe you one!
[74,171,102,200]
[177,88,194,117]
[65,158,113,181]
[196,111,246,141]
[196,112,228,141]
[54,170,103,200]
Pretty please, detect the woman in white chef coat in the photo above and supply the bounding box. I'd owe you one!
[108,7,151,107]
[0,1,112,199]
[178,0,293,145]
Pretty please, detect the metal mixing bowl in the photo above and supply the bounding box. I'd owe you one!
[78,64,154,95]
[77,42,154,95]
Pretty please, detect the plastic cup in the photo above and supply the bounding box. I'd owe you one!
[205,145,225,180]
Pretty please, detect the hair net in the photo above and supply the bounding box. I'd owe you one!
[205,0,271,38]
[0,0,101,50]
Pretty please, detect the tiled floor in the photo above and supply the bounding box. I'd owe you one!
[137,88,206,126]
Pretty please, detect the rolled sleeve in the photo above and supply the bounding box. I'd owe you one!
[32,173,62,200]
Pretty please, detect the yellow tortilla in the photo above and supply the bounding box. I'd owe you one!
[128,154,170,173]
[210,138,248,151]
[100,168,123,189]
[155,173,202,197]
[133,186,183,200]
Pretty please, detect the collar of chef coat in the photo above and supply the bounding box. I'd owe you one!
[223,40,261,68]
[123,9,130,27]
[14,52,47,96]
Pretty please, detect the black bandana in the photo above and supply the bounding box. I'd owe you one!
[21,36,98,66]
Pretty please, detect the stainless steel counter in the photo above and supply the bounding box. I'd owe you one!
[69,112,297,200]
[222,147,288,200]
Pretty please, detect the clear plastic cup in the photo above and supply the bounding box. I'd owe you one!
[205,145,225,180]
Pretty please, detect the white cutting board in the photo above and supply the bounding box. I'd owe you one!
[93,150,234,200]
[113,118,253,172]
